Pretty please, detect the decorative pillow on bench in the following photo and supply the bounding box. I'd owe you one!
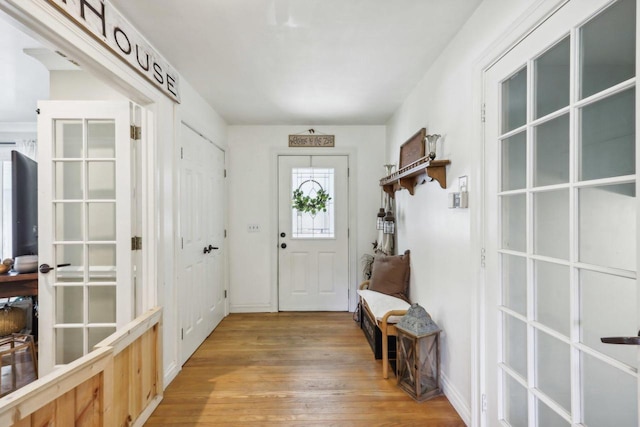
[368,250,410,302]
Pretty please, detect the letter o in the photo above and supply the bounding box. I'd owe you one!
[114,27,132,55]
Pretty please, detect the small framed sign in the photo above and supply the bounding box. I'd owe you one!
[288,134,335,147]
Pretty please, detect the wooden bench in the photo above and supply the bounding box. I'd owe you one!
[358,281,410,379]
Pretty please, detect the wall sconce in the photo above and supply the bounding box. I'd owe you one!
[383,209,395,235]
[425,134,441,160]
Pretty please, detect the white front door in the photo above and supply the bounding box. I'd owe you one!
[278,155,349,311]
[483,0,638,425]
[37,100,134,375]
[179,124,225,364]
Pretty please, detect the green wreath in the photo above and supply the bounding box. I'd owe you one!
[292,185,331,215]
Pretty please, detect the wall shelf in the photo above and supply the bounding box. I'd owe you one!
[380,157,450,196]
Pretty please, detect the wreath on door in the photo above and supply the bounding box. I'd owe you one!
[292,180,331,216]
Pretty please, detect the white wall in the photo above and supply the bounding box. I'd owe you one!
[227,126,385,312]
[385,0,541,423]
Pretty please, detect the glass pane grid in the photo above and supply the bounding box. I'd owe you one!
[497,2,637,426]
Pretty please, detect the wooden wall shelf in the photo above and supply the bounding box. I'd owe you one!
[380,158,451,196]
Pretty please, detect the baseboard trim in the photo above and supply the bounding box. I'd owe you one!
[441,371,471,426]
[229,304,274,313]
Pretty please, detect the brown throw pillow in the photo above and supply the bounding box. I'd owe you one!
[368,250,410,302]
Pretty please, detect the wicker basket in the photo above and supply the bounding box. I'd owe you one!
[0,305,26,336]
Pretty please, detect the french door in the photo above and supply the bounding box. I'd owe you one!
[179,124,225,365]
[278,155,349,311]
[38,100,135,375]
[483,0,638,425]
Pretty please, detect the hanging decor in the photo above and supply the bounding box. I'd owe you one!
[288,129,335,147]
[292,180,332,216]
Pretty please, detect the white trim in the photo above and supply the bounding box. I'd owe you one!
[441,371,471,426]
[470,1,573,426]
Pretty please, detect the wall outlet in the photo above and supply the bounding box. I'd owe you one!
[247,224,260,233]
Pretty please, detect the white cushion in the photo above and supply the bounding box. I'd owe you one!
[358,289,410,324]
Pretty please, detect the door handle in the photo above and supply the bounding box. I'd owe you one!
[39,264,53,274]
[601,330,640,345]
[203,246,210,254]
[281,243,287,249]
[208,245,219,251]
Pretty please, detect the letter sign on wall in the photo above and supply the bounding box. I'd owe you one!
[45,0,181,103]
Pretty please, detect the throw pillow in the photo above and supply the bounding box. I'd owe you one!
[368,250,410,302]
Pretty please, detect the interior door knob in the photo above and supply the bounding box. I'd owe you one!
[601,331,640,345]
[281,243,287,249]
[39,264,53,274]
[203,247,210,254]
[208,245,219,251]
[280,232,286,238]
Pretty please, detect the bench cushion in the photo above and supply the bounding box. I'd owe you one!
[357,289,410,324]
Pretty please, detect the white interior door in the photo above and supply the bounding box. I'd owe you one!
[483,0,638,425]
[278,155,349,311]
[179,124,225,365]
[37,100,134,375]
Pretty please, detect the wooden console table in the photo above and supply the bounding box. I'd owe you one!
[0,272,38,298]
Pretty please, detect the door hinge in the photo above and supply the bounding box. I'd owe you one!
[224,290,227,298]
[224,169,227,178]
[480,248,486,268]
[181,237,184,249]
[224,229,227,238]
[180,147,184,159]
[481,103,486,123]
[481,394,487,412]
[130,125,142,140]
[348,168,350,177]
[131,236,142,251]
[181,328,184,340]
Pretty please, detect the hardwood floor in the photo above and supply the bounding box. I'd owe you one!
[146,312,466,426]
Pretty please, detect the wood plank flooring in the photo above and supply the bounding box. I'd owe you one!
[145,312,466,426]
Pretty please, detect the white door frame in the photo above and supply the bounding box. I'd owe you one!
[470,1,572,426]
[0,0,166,374]
[270,147,358,312]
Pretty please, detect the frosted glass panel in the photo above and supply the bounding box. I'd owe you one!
[579,184,635,271]
[56,328,83,364]
[537,399,570,427]
[55,286,83,324]
[580,270,637,368]
[535,37,570,118]
[87,120,115,158]
[502,67,527,133]
[88,203,115,241]
[582,352,637,427]
[534,114,569,186]
[55,203,83,241]
[502,254,526,315]
[504,374,528,427]
[535,261,569,336]
[54,120,83,158]
[504,314,527,379]
[580,89,635,181]
[88,327,115,349]
[88,286,116,323]
[580,0,636,99]
[535,330,571,411]
[55,244,84,282]
[534,190,569,259]
[87,161,115,199]
[501,132,526,191]
[88,244,116,282]
[55,161,83,199]
[501,194,526,252]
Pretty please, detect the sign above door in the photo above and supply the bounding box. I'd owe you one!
[44,0,181,103]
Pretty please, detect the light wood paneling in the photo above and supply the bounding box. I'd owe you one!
[146,312,465,426]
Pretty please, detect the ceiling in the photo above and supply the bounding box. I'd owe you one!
[109,0,483,125]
